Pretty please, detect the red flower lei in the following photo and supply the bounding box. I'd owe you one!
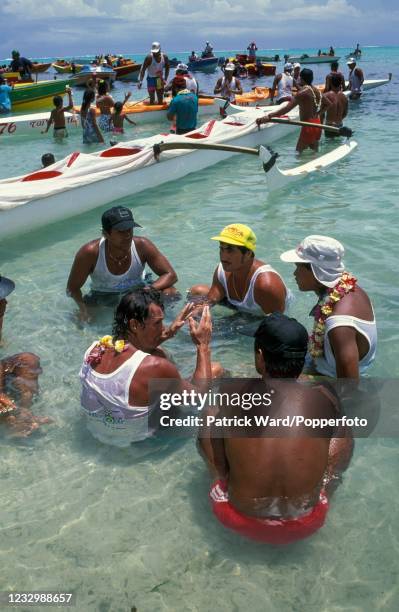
[309,272,357,358]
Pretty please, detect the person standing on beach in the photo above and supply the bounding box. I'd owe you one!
[66,206,178,321]
[138,42,170,105]
[257,68,331,153]
[189,223,290,316]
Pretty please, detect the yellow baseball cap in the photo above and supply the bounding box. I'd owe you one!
[211,223,257,252]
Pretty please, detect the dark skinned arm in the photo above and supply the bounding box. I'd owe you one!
[136,238,177,290]
[328,326,360,379]
[253,272,286,314]
[163,55,170,82]
[269,74,281,101]
[138,56,151,85]
[66,241,99,320]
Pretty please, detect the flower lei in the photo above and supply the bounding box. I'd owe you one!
[309,272,357,358]
[86,335,126,366]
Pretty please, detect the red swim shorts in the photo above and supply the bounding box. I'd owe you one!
[299,117,322,145]
[209,480,329,545]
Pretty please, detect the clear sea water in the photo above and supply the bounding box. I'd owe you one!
[1,46,398,611]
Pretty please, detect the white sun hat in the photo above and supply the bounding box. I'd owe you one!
[280,235,345,288]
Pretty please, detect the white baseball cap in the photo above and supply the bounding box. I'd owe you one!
[151,42,161,53]
[284,62,293,71]
[280,235,345,288]
[225,62,236,71]
[293,62,301,69]
[346,58,356,65]
[176,63,188,72]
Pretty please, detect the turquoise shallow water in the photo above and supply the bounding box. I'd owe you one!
[1,46,399,611]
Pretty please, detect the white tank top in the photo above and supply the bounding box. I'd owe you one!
[217,263,291,316]
[185,75,198,94]
[147,53,165,77]
[90,238,145,293]
[80,342,154,446]
[315,312,377,377]
[277,73,293,101]
[220,76,237,101]
[349,69,363,93]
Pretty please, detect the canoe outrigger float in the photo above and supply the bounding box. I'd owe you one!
[262,140,358,193]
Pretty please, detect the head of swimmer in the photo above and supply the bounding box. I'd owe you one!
[113,288,165,351]
[219,243,254,272]
[254,314,308,379]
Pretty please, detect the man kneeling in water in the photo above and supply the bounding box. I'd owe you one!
[198,313,352,545]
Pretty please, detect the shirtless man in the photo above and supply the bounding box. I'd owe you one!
[80,289,213,446]
[257,68,331,153]
[138,42,170,105]
[41,87,74,141]
[346,59,364,100]
[189,223,289,317]
[324,61,346,93]
[198,313,353,544]
[67,206,178,321]
[214,64,243,103]
[0,274,50,437]
[321,75,348,137]
[96,80,131,133]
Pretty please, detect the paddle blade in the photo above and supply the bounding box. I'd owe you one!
[339,126,353,138]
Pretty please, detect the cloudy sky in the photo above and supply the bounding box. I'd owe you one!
[1,0,397,59]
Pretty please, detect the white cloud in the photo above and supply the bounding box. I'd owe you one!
[3,0,105,18]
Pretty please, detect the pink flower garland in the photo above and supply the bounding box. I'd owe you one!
[309,272,357,358]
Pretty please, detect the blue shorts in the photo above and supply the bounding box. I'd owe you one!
[147,76,163,92]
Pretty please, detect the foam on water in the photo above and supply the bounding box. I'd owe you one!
[1,47,399,611]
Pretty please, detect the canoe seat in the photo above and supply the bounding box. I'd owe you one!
[100,147,142,157]
[22,170,62,181]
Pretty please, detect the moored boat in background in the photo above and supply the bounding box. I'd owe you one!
[188,57,219,73]
[9,80,72,112]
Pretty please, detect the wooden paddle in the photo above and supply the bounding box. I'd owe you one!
[267,117,353,138]
[153,141,260,158]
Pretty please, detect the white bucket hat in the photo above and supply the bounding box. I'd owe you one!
[280,235,345,288]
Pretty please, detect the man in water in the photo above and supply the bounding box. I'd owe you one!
[189,223,290,316]
[41,153,56,167]
[80,289,215,446]
[324,61,346,93]
[0,274,50,437]
[292,63,302,90]
[198,312,353,544]
[269,62,294,105]
[0,76,12,113]
[137,42,170,105]
[346,59,364,100]
[165,63,198,96]
[202,41,214,58]
[67,206,178,321]
[247,42,258,61]
[166,76,198,134]
[321,74,348,137]
[257,68,331,153]
[214,63,243,103]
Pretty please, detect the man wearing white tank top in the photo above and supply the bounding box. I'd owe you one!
[138,41,170,105]
[67,206,178,321]
[280,235,377,379]
[269,62,294,105]
[189,223,289,316]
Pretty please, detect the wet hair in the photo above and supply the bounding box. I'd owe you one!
[254,339,305,379]
[81,89,95,114]
[53,95,63,108]
[97,80,108,96]
[331,74,342,89]
[113,288,164,340]
[331,61,339,71]
[300,68,314,85]
[114,101,123,113]
[41,153,55,167]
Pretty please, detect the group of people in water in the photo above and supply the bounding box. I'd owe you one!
[1,197,377,543]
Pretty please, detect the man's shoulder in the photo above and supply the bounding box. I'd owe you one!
[77,238,101,257]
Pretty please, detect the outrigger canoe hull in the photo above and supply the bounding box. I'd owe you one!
[0,107,299,239]
[262,141,358,192]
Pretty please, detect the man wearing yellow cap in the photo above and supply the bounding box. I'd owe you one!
[189,224,290,316]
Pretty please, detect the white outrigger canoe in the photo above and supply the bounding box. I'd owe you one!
[262,140,358,192]
[0,97,219,139]
[0,106,300,239]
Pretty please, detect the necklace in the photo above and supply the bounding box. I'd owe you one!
[231,271,250,301]
[309,272,357,358]
[106,243,130,267]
